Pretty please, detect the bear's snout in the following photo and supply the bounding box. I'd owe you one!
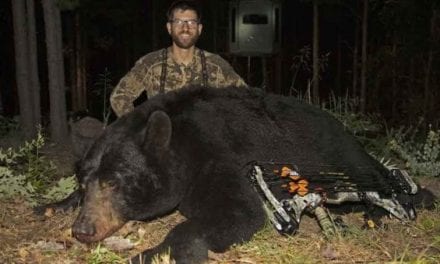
[72,183,126,243]
[72,219,97,242]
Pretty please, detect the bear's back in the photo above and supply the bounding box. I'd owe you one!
[140,87,382,173]
[109,86,386,183]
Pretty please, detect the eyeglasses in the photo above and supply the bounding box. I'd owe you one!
[169,19,199,28]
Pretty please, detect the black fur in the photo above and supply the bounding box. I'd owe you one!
[39,86,401,263]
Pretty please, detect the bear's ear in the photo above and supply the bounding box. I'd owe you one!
[70,117,105,159]
[144,110,172,151]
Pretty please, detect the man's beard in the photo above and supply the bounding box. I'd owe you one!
[171,30,200,49]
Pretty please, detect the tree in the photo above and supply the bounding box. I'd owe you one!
[60,1,87,112]
[42,0,68,143]
[360,0,368,113]
[312,0,320,104]
[26,0,41,127]
[11,0,39,139]
[74,10,87,111]
[351,1,360,101]
[424,8,438,119]
[367,0,439,125]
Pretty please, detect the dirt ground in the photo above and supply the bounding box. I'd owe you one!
[0,142,439,263]
[1,199,439,264]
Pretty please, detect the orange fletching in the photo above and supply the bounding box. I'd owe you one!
[280,166,292,177]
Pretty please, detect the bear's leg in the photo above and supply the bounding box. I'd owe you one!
[34,189,83,215]
[130,220,211,264]
[131,177,266,263]
[131,215,264,264]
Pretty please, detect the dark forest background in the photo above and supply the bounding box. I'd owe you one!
[0,0,439,142]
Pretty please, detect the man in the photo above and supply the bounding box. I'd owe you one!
[110,0,247,117]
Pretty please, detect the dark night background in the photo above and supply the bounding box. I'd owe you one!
[1,0,439,129]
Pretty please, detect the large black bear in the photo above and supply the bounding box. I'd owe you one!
[39,86,414,263]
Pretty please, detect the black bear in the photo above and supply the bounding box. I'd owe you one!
[38,86,416,263]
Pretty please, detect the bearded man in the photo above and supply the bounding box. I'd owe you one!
[110,0,247,117]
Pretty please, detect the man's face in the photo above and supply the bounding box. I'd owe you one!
[167,9,202,49]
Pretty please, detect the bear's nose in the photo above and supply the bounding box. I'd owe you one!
[72,221,96,241]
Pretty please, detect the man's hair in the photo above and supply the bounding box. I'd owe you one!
[166,0,202,22]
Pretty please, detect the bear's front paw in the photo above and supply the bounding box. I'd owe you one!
[33,204,58,217]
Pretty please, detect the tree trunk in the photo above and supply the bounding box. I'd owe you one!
[424,8,437,119]
[12,0,37,139]
[360,0,368,113]
[66,11,77,111]
[75,11,87,110]
[211,1,218,52]
[391,35,397,121]
[26,0,41,126]
[312,0,320,105]
[0,87,3,114]
[69,10,86,111]
[352,15,359,100]
[64,10,78,111]
[151,0,158,50]
[42,0,68,143]
[335,32,342,95]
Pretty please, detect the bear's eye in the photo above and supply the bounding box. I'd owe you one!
[100,180,117,189]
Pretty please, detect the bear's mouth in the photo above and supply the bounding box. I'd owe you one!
[73,222,126,243]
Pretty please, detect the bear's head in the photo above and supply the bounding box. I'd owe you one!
[72,111,185,243]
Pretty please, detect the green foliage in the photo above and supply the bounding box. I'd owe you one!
[322,95,440,177]
[0,131,77,205]
[87,244,125,264]
[233,224,315,263]
[320,94,392,161]
[418,213,440,233]
[41,175,77,202]
[322,93,381,137]
[289,45,330,100]
[388,127,440,177]
[0,167,36,202]
[0,132,57,192]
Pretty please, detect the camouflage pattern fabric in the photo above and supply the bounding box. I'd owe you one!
[110,47,248,117]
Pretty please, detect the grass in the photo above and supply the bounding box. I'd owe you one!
[222,209,440,264]
[2,196,439,263]
[88,244,125,264]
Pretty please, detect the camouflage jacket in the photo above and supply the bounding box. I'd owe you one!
[110,47,248,117]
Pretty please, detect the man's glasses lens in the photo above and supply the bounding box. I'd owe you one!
[171,19,199,28]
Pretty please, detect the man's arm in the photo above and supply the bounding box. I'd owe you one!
[210,54,248,88]
[110,59,152,117]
